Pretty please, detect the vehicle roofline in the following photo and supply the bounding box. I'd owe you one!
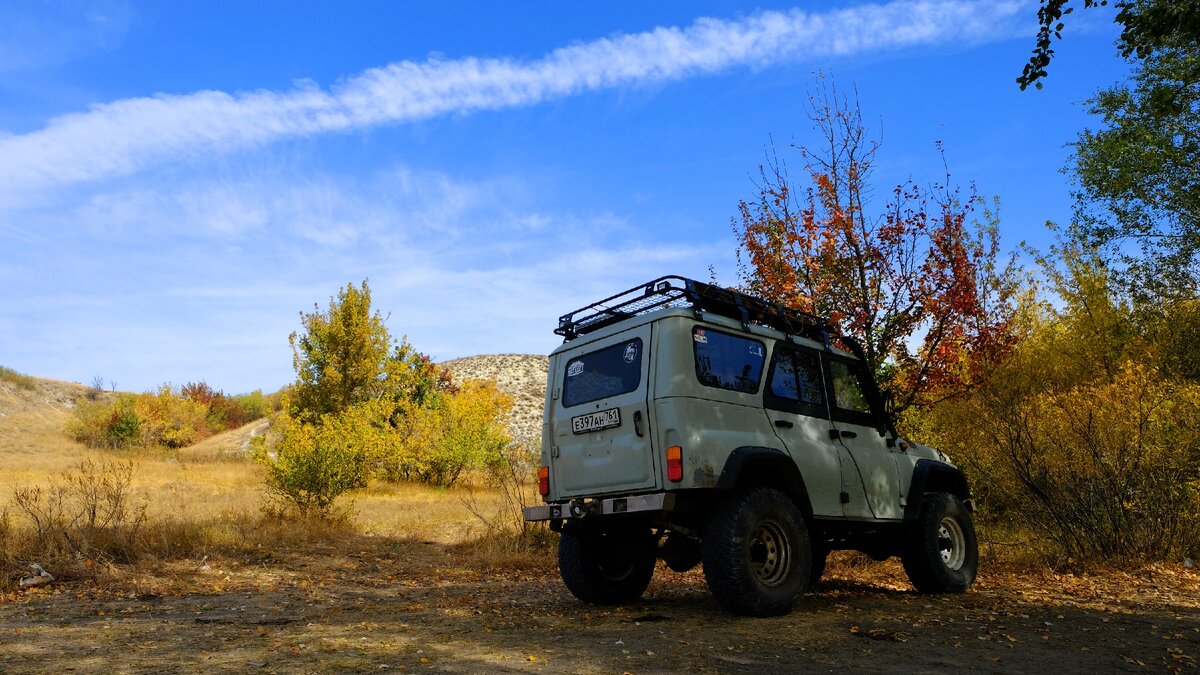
[550,307,855,359]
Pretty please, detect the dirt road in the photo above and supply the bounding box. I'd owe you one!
[2,540,1197,674]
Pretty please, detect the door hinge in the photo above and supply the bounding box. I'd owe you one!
[840,491,851,504]
[551,444,560,458]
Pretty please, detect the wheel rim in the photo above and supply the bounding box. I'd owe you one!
[749,518,792,586]
[937,516,967,570]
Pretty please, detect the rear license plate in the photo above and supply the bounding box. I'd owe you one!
[571,408,621,434]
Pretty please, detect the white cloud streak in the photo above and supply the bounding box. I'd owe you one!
[0,1,1027,201]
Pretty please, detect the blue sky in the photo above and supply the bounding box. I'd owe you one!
[0,1,1127,394]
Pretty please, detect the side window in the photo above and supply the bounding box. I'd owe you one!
[693,327,765,394]
[769,353,800,401]
[793,350,825,407]
[766,347,827,416]
[562,338,642,408]
[829,359,872,415]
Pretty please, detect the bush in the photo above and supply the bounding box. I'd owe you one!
[136,385,211,448]
[67,383,274,450]
[8,459,148,568]
[936,361,1200,562]
[460,431,553,551]
[67,394,142,449]
[918,249,1200,564]
[0,365,37,389]
[254,408,377,516]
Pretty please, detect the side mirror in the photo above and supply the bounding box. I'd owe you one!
[881,389,895,415]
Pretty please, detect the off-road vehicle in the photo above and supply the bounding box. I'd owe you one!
[524,276,977,617]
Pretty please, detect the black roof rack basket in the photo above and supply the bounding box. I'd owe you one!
[555,275,832,343]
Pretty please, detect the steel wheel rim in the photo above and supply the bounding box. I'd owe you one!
[937,516,967,570]
[749,519,791,586]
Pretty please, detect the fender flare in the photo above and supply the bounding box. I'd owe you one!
[717,446,813,520]
[904,458,973,521]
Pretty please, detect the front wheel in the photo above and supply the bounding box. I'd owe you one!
[702,488,811,616]
[558,529,656,605]
[900,492,978,593]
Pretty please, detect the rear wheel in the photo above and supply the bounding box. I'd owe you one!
[702,488,811,616]
[900,492,978,593]
[558,529,656,604]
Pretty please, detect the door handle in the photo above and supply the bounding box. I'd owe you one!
[633,410,644,437]
[840,430,857,439]
[774,419,794,429]
[829,428,858,439]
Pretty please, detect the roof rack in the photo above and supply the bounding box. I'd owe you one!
[555,275,834,343]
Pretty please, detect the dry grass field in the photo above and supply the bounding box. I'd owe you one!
[1,364,1198,674]
[0,371,523,584]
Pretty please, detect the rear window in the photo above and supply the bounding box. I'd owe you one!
[693,327,765,394]
[562,338,643,408]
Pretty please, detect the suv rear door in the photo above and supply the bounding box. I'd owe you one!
[549,324,657,497]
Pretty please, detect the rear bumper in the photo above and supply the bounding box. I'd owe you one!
[523,492,675,522]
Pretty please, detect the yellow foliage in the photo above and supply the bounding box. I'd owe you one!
[917,280,1200,562]
[397,380,513,487]
[134,385,211,448]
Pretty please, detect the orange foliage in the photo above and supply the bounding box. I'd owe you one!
[734,80,1019,410]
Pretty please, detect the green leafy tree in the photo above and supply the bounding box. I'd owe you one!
[262,279,461,513]
[1018,0,1200,90]
[289,280,453,423]
[1070,43,1200,304]
[289,280,394,421]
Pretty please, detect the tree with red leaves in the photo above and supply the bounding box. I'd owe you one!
[733,81,1019,412]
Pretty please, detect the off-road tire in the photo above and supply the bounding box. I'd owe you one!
[558,530,656,604]
[702,488,811,617]
[901,492,978,593]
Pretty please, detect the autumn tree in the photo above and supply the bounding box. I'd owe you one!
[733,81,1018,412]
[289,280,452,423]
[289,280,394,421]
[262,279,507,514]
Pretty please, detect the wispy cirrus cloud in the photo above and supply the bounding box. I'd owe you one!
[0,0,1028,203]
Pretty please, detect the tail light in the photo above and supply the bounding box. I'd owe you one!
[538,466,550,496]
[666,446,683,482]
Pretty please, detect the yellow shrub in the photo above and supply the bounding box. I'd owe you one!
[134,385,211,448]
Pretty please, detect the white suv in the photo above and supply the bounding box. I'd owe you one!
[525,276,978,616]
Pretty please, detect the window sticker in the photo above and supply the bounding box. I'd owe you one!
[623,342,639,364]
[567,361,584,377]
[749,344,764,357]
[694,329,708,344]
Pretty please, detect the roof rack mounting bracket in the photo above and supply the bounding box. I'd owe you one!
[732,293,750,332]
[683,278,705,320]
